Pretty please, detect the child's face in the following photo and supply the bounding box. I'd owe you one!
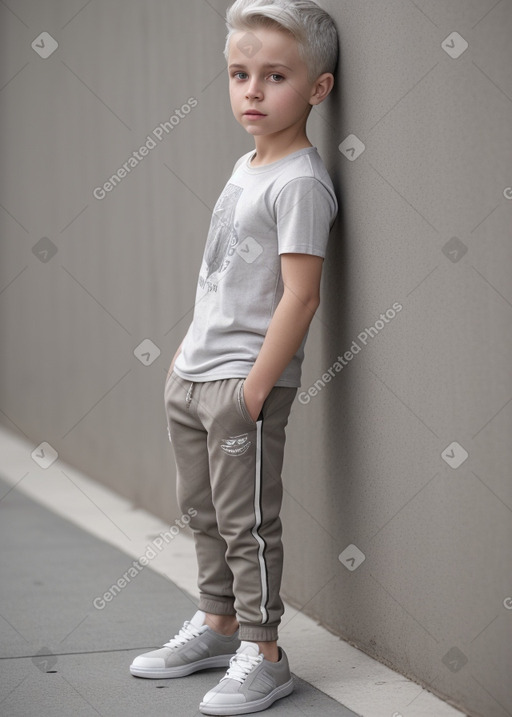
[228,27,316,139]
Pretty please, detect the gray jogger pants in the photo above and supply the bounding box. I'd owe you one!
[164,371,297,642]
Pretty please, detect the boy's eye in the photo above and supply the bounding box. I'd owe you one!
[230,71,285,82]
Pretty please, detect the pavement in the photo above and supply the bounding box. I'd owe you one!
[0,477,358,717]
[0,426,466,717]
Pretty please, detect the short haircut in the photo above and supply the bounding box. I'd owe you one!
[224,0,339,82]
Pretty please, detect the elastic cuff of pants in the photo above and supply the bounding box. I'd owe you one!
[238,623,279,642]
[198,595,236,616]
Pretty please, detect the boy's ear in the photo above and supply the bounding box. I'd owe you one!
[309,72,335,106]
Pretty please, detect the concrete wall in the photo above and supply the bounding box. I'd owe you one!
[1,2,511,716]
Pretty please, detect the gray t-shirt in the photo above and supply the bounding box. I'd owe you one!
[173,146,338,387]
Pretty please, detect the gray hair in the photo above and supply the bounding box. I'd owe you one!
[224,0,339,81]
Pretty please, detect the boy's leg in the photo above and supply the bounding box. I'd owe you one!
[129,373,241,679]
[164,373,236,618]
[197,378,296,644]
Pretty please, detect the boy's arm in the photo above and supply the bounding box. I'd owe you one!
[243,253,324,420]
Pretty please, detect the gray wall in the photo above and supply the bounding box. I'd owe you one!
[1,2,511,716]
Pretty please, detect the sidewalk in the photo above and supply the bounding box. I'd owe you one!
[0,427,466,717]
[0,477,357,716]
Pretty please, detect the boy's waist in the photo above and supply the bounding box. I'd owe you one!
[172,358,301,389]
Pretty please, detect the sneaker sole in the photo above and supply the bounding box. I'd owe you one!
[130,654,234,679]
[199,677,294,715]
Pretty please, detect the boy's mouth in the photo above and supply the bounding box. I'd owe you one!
[244,110,267,117]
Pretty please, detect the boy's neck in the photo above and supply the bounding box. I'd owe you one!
[249,134,313,167]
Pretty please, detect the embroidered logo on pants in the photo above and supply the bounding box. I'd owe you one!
[220,433,251,456]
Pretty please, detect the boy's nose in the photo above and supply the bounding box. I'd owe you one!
[245,81,262,99]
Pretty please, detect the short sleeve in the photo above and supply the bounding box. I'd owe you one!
[274,177,337,257]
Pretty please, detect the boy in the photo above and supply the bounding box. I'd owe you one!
[131,0,339,713]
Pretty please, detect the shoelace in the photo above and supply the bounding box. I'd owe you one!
[222,653,263,683]
[163,620,201,649]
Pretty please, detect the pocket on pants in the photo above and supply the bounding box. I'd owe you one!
[164,369,183,401]
[237,379,257,426]
[164,365,175,389]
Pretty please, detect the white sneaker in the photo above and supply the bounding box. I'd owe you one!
[130,610,240,679]
[199,640,294,715]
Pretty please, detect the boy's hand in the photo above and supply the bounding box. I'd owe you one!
[243,376,267,422]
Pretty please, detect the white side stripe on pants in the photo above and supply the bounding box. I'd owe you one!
[250,418,268,623]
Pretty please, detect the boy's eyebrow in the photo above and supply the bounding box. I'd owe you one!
[228,62,293,71]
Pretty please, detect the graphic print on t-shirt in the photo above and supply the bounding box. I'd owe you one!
[203,183,243,285]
